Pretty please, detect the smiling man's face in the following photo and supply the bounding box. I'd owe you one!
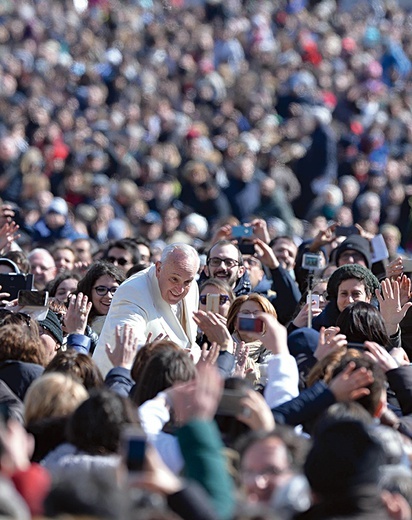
[205,243,245,290]
[155,254,198,305]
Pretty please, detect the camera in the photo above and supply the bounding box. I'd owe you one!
[302,253,322,271]
[232,225,253,239]
[238,317,264,333]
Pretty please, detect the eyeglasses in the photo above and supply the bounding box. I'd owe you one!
[93,285,118,296]
[107,256,129,266]
[243,257,261,267]
[207,257,239,268]
[199,294,230,305]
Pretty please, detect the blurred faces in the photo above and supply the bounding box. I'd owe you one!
[337,249,367,267]
[107,247,134,274]
[155,252,198,306]
[92,274,119,315]
[337,279,370,312]
[271,238,297,271]
[72,239,93,264]
[54,278,78,303]
[205,244,245,290]
[29,251,57,290]
[53,248,75,273]
[243,255,264,289]
[241,437,292,503]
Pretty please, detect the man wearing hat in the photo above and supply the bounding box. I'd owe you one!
[37,309,64,363]
[335,234,372,269]
[31,197,81,246]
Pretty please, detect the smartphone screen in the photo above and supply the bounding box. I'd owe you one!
[206,294,220,313]
[232,225,253,238]
[18,290,49,307]
[216,390,246,416]
[238,317,264,333]
[121,427,146,473]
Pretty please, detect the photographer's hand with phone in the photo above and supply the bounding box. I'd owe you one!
[314,326,347,361]
[249,218,270,244]
[236,389,275,432]
[252,238,279,270]
[292,301,322,328]
[0,285,11,307]
[242,312,289,356]
[308,221,338,252]
[64,292,92,335]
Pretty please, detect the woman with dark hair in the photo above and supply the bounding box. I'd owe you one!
[131,346,196,407]
[336,301,393,350]
[46,272,81,304]
[76,261,125,337]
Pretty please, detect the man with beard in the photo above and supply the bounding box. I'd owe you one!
[202,240,251,296]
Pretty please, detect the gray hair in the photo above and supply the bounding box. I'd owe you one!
[160,243,199,269]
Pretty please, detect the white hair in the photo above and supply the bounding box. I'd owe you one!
[160,243,200,268]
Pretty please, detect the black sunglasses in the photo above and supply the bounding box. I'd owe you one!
[199,294,230,305]
[107,256,129,266]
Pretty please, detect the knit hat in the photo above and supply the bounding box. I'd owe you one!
[327,264,380,301]
[37,310,63,345]
[304,420,384,495]
[335,235,372,269]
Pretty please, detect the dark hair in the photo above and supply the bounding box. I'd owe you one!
[76,261,125,322]
[4,250,30,274]
[46,271,81,299]
[105,238,141,265]
[45,350,104,390]
[130,340,180,383]
[67,388,137,455]
[206,240,243,266]
[331,354,386,417]
[0,310,40,339]
[336,301,391,349]
[132,347,196,406]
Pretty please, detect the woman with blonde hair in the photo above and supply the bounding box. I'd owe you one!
[24,373,88,462]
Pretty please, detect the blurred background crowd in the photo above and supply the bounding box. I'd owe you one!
[2,0,412,255]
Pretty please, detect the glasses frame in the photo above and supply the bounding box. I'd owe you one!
[107,256,129,266]
[207,257,239,269]
[93,285,118,296]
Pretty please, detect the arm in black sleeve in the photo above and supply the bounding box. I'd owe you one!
[386,365,412,416]
[272,381,335,426]
[167,481,218,520]
[104,367,134,397]
[269,266,301,325]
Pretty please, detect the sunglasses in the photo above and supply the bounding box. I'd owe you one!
[199,294,230,305]
[93,285,118,296]
[107,256,129,266]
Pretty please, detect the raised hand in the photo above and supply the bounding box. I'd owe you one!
[376,278,412,335]
[64,292,92,334]
[314,326,347,361]
[106,323,139,369]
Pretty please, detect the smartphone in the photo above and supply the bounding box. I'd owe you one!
[206,294,220,313]
[18,290,49,307]
[238,317,264,333]
[216,390,246,417]
[121,427,146,473]
[347,342,366,351]
[0,273,34,300]
[232,225,253,239]
[335,225,360,237]
[403,259,412,272]
[239,243,255,256]
[306,294,320,307]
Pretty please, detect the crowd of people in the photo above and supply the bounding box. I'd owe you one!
[1,0,412,518]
